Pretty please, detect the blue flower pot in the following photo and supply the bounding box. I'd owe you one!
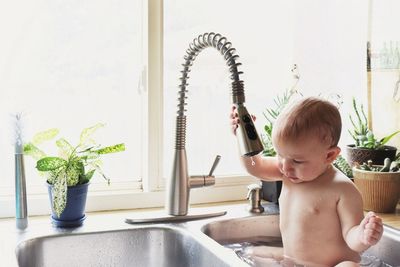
[262,180,282,204]
[47,182,89,227]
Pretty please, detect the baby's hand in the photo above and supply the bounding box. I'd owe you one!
[230,106,239,135]
[359,211,383,246]
[230,106,256,135]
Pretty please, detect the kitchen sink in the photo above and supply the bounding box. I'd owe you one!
[7,204,400,267]
[16,225,233,267]
[202,214,400,266]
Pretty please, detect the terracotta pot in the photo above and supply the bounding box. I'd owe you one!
[345,145,397,166]
[353,167,400,213]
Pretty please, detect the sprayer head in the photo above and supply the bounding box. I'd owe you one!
[235,104,264,157]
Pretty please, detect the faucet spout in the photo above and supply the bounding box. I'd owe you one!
[167,32,264,216]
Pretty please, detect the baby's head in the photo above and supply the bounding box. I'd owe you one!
[272,97,342,148]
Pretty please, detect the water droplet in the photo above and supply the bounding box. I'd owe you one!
[250,157,255,166]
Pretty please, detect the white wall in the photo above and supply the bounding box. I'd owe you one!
[292,0,369,147]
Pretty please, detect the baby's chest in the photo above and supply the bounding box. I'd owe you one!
[279,188,339,224]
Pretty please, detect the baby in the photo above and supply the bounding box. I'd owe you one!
[231,97,383,267]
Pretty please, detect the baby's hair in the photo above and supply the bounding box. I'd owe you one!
[273,97,342,147]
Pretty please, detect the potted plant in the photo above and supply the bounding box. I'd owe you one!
[23,123,125,227]
[353,158,400,213]
[346,97,400,166]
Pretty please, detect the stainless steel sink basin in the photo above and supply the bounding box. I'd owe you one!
[16,225,232,267]
[202,214,400,266]
[7,204,400,267]
[202,214,281,245]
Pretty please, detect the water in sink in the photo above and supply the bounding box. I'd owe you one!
[223,239,393,267]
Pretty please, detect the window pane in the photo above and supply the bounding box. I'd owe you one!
[0,0,144,193]
[164,0,294,177]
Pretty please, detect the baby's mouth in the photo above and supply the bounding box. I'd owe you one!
[280,170,300,182]
[286,175,300,182]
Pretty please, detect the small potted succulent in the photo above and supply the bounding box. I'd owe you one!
[24,123,125,227]
[346,97,400,166]
[353,157,400,213]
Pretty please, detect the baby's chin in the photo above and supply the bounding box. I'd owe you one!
[286,176,303,183]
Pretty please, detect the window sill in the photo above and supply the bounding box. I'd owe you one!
[0,175,258,218]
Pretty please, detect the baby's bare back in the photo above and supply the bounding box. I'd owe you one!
[279,173,361,266]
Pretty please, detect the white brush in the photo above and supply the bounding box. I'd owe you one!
[13,113,24,154]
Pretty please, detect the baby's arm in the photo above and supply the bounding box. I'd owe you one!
[345,212,383,252]
[337,183,383,252]
[230,106,283,181]
[241,154,283,181]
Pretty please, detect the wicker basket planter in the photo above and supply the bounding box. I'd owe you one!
[353,167,400,213]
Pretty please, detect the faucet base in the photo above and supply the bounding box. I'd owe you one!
[125,210,226,224]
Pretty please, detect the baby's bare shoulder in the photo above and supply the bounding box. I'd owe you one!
[332,167,353,183]
[330,168,359,193]
[329,170,363,205]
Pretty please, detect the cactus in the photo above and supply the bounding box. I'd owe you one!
[380,158,391,172]
[348,97,400,149]
[357,158,400,172]
[333,155,353,178]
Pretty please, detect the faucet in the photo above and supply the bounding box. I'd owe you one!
[167,32,264,216]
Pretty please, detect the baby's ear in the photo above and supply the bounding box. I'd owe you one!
[326,146,341,163]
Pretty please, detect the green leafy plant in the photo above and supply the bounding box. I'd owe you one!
[262,89,295,156]
[23,123,125,217]
[349,97,400,149]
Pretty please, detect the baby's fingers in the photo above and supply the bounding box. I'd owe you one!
[363,228,381,245]
[366,216,383,232]
[363,220,383,245]
[230,106,238,118]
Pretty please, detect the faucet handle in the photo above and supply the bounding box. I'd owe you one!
[190,155,221,188]
[208,155,221,176]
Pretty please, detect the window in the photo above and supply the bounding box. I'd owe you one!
[0,0,146,217]
[0,0,367,218]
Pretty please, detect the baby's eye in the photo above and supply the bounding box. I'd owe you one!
[293,159,304,164]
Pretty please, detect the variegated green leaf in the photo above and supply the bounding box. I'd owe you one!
[51,171,67,218]
[91,162,110,185]
[79,123,105,147]
[56,138,75,159]
[96,143,125,154]
[23,143,47,160]
[80,169,95,184]
[66,160,84,186]
[32,128,59,145]
[78,150,100,162]
[36,157,67,171]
